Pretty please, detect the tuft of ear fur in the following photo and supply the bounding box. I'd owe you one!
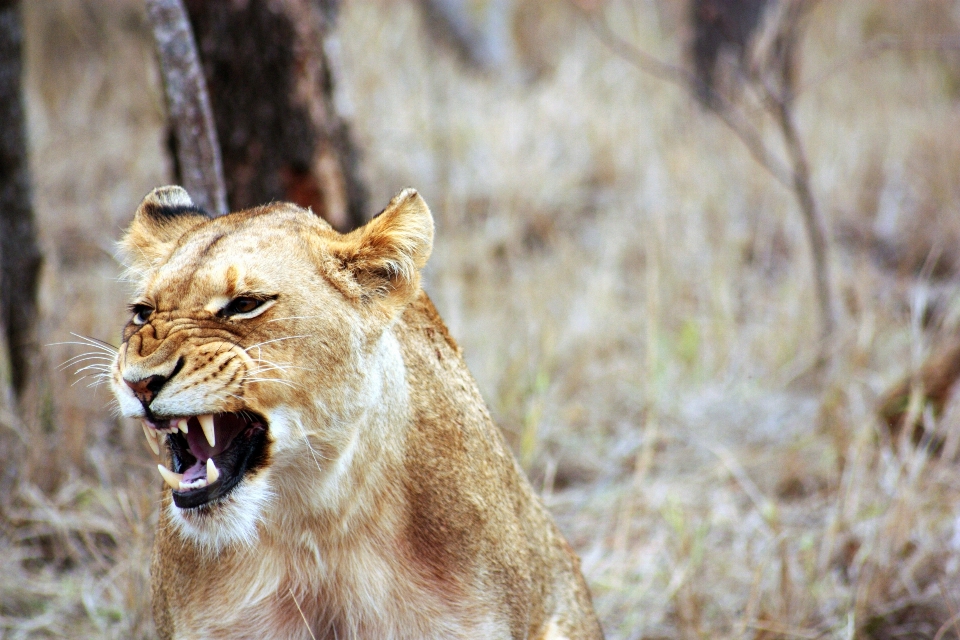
[327,188,434,306]
[120,186,211,274]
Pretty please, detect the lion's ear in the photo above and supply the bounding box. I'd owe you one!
[328,188,434,307]
[120,186,211,272]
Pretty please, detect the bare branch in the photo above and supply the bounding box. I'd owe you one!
[145,0,227,216]
[582,8,794,188]
[582,0,837,344]
[759,0,836,341]
[799,35,960,97]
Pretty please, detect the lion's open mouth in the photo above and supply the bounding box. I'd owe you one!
[142,413,269,509]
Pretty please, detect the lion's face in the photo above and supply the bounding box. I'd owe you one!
[111,186,432,550]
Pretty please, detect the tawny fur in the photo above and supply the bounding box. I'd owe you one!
[111,186,603,639]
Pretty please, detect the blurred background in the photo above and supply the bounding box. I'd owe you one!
[3,0,960,637]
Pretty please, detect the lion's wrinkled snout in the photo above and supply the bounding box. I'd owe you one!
[122,355,183,409]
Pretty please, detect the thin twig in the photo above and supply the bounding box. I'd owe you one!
[745,621,822,639]
[933,607,960,640]
[760,0,836,340]
[799,35,960,96]
[583,9,794,189]
[288,588,318,640]
[583,1,837,343]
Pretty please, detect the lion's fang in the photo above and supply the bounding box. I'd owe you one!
[206,458,220,484]
[199,414,216,447]
[157,463,183,490]
[142,422,160,456]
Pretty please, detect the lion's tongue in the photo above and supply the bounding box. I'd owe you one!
[181,423,221,484]
[181,459,207,484]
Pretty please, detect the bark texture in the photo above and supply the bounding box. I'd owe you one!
[184,0,368,231]
[0,0,41,401]
[146,0,228,215]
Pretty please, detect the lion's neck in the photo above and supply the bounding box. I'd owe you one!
[266,327,410,540]
[231,329,444,637]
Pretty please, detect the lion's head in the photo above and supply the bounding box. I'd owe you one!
[111,186,433,551]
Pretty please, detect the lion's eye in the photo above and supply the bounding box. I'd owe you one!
[219,296,274,318]
[130,304,153,325]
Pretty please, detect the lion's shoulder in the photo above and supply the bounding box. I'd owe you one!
[399,291,461,356]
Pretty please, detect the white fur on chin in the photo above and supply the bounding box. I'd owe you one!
[168,473,275,555]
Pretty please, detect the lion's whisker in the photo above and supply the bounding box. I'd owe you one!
[293,421,325,474]
[248,365,311,376]
[68,332,118,349]
[246,377,301,390]
[84,375,111,389]
[244,335,312,352]
[248,360,301,369]
[49,339,118,356]
[58,353,115,369]
[264,315,326,323]
[74,372,111,388]
[74,364,112,375]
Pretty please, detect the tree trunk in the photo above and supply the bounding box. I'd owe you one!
[183,0,368,232]
[0,0,41,403]
[146,0,228,216]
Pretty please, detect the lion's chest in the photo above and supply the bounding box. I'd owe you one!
[162,534,503,640]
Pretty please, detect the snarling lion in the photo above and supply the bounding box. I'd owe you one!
[110,186,603,639]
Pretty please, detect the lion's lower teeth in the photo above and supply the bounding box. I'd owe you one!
[179,478,208,491]
[158,463,211,492]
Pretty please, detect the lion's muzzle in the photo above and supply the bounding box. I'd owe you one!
[144,412,270,509]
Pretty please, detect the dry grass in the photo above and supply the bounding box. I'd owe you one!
[3,0,960,637]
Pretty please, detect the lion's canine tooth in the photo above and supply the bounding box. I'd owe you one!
[177,418,189,434]
[206,458,220,484]
[157,464,184,490]
[142,422,160,456]
[199,414,216,447]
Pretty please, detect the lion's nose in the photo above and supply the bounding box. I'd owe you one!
[123,357,184,407]
[124,374,169,406]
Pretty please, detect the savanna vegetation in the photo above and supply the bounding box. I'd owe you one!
[3,1,960,638]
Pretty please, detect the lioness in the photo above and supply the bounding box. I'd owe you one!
[110,186,603,639]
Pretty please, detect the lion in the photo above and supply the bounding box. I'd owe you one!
[110,185,604,639]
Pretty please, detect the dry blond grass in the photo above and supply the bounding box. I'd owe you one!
[3,1,960,638]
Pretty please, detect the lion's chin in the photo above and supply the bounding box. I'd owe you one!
[144,411,276,551]
[167,475,275,553]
